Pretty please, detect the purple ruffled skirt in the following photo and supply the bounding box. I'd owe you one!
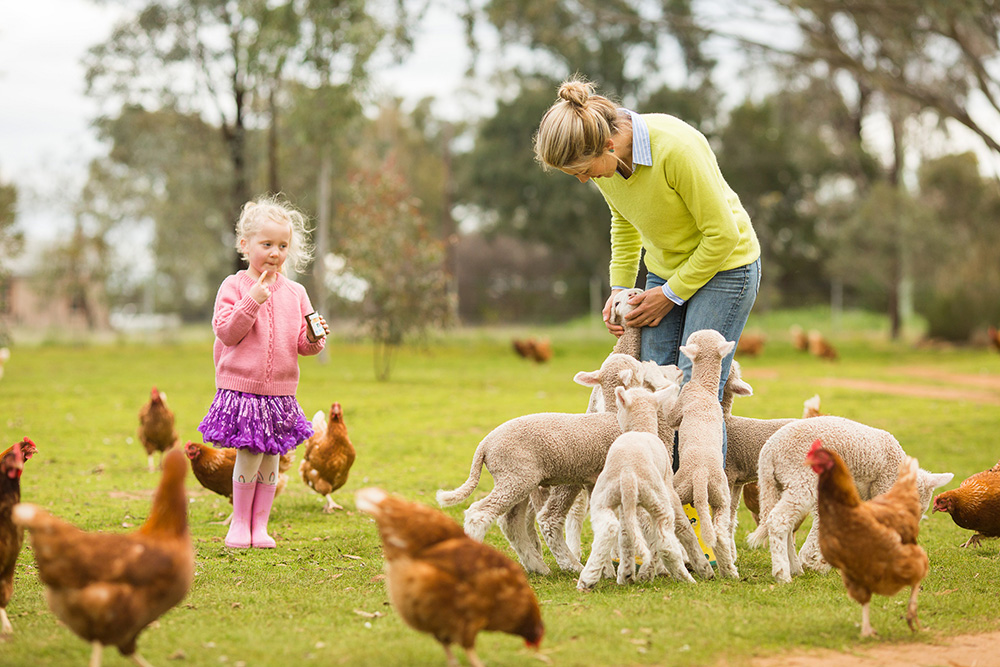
[198,389,313,455]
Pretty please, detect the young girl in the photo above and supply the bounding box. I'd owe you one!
[198,196,329,548]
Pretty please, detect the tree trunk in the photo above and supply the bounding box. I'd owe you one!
[314,154,332,364]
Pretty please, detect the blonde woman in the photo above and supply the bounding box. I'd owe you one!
[534,77,760,464]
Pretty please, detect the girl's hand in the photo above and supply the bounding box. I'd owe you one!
[250,271,271,304]
[623,287,674,328]
[603,289,625,338]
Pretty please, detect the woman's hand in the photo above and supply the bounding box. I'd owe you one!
[249,270,271,304]
[603,289,625,337]
[623,287,674,328]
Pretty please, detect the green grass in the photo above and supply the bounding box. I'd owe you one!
[1,311,999,666]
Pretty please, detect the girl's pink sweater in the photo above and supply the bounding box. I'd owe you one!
[211,271,325,396]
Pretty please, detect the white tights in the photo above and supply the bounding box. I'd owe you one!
[233,450,279,485]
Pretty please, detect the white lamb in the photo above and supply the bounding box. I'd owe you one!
[578,385,696,589]
[436,407,624,574]
[746,415,954,583]
[720,360,798,560]
[663,329,739,579]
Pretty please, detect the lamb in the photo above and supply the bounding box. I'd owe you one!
[662,329,739,579]
[720,360,797,559]
[584,288,645,412]
[578,385,695,589]
[436,408,624,575]
[746,415,954,583]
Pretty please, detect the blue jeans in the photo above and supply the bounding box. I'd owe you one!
[641,259,761,468]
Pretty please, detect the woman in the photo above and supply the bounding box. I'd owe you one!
[534,77,760,461]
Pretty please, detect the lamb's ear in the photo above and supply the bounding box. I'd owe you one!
[619,368,637,387]
[654,384,680,408]
[679,343,698,361]
[719,340,736,357]
[574,370,601,387]
[615,385,628,410]
[728,376,753,397]
[925,471,954,489]
[661,364,683,386]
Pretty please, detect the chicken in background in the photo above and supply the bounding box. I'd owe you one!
[512,337,552,363]
[137,386,180,472]
[789,325,808,352]
[356,488,544,667]
[184,442,293,523]
[512,338,535,359]
[300,402,356,512]
[13,447,194,666]
[807,330,839,361]
[806,439,928,638]
[0,438,36,637]
[988,326,1000,353]
[736,331,766,357]
[933,457,1000,548]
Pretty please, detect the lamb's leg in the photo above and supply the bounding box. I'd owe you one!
[565,487,589,561]
[798,513,829,573]
[669,491,715,579]
[711,502,739,579]
[728,481,743,563]
[645,495,695,584]
[536,485,584,573]
[616,515,638,585]
[578,507,619,590]
[497,498,550,574]
[465,482,549,575]
[765,494,806,583]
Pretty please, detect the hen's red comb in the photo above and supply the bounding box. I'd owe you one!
[808,438,824,453]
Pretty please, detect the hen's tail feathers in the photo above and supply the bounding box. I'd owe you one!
[311,411,326,436]
[11,503,51,530]
[355,487,388,515]
[435,442,487,507]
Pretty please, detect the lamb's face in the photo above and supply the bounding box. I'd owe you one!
[610,288,643,324]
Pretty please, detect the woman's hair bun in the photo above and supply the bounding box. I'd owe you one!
[558,79,594,107]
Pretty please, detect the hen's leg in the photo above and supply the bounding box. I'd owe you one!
[323,494,344,512]
[130,652,154,667]
[860,602,875,638]
[463,646,485,667]
[905,585,921,632]
[147,452,156,473]
[90,642,103,667]
[441,644,460,667]
[960,533,983,548]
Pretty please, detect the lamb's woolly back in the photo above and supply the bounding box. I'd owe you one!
[746,415,953,575]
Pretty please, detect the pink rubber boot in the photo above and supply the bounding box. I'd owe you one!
[225,480,255,548]
[250,482,278,548]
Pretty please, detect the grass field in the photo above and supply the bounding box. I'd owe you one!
[1,310,998,666]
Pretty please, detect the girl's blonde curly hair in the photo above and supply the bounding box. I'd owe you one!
[235,194,314,274]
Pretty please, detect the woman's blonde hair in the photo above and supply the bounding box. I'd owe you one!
[235,194,314,273]
[533,77,622,171]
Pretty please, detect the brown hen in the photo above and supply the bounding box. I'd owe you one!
[137,386,179,472]
[14,447,193,666]
[933,458,1000,548]
[184,442,292,523]
[0,438,36,637]
[806,439,928,638]
[300,402,355,512]
[356,487,544,667]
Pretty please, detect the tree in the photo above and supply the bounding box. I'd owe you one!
[0,179,24,343]
[84,0,409,265]
[914,152,1000,339]
[338,157,451,380]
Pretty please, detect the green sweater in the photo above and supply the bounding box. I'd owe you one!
[596,113,760,301]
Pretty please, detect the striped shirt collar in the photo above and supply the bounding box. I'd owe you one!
[622,108,652,167]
